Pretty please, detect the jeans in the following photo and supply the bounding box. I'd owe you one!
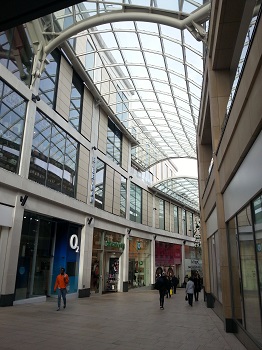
[188,293,193,306]
[57,288,67,308]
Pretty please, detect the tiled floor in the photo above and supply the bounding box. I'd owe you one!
[0,288,247,350]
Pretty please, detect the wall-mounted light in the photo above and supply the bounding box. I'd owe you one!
[127,228,131,235]
[32,94,40,103]
[129,176,133,179]
[87,217,94,225]
[153,207,157,210]
[183,240,186,245]
[20,195,28,206]
[92,146,97,150]
[153,235,157,240]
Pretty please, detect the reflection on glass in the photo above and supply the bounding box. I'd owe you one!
[29,110,78,197]
[237,206,261,343]
[0,80,26,173]
[120,176,127,218]
[130,182,142,223]
[159,198,165,229]
[107,119,122,165]
[39,51,59,107]
[95,158,105,209]
[69,73,82,131]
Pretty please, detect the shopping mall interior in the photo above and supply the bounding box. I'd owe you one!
[0,1,261,349]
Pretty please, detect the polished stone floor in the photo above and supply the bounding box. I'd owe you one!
[0,288,247,350]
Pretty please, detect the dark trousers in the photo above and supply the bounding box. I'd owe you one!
[159,289,166,307]
[194,289,199,301]
[188,293,193,306]
[173,285,177,294]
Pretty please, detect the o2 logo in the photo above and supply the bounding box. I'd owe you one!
[70,234,80,253]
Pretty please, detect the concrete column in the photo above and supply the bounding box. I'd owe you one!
[0,196,24,306]
[78,217,93,298]
[150,237,156,288]
[121,229,130,292]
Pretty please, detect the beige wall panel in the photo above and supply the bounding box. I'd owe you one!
[203,183,216,221]
[113,171,121,216]
[76,145,90,203]
[165,201,170,232]
[148,192,153,227]
[122,136,129,171]
[56,56,72,121]
[81,88,93,141]
[104,166,114,213]
[142,190,148,226]
[98,109,107,153]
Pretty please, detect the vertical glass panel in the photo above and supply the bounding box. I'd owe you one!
[237,206,261,341]
[85,40,95,80]
[29,111,51,185]
[120,176,126,218]
[39,51,59,107]
[0,80,26,173]
[46,124,65,192]
[159,199,165,230]
[107,119,122,165]
[174,205,179,233]
[63,135,77,197]
[228,217,244,325]
[252,194,262,346]
[95,158,105,209]
[130,182,142,223]
[69,73,82,131]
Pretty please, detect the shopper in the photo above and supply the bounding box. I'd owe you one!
[185,276,195,306]
[155,270,168,310]
[193,271,201,301]
[172,275,179,294]
[54,267,69,311]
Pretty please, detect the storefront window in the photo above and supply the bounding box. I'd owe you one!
[237,205,261,343]
[129,237,151,288]
[15,212,81,300]
[253,195,262,304]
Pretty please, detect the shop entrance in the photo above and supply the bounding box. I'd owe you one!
[15,212,81,300]
[104,253,121,292]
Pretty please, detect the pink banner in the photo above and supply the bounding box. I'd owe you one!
[155,242,181,266]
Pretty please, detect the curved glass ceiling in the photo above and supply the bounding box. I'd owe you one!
[45,0,209,171]
[151,177,199,211]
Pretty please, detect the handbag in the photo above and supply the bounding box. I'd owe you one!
[185,294,188,301]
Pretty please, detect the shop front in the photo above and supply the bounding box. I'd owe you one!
[15,212,81,301]
[128,237,151,289]
[91,229,125,294]
[184,245,202,278]
[155,242,182,281]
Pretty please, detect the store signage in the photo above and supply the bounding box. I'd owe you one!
[137,242,141,250]
[257,243,261,252]
[70,234,80,253]
[104,240,125,250]
[90,156,96,203]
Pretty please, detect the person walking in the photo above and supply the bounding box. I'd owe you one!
[193,271,201,301]
[54,267,69,311]
[172,275,179,294]
[155,270,168,310]
[185,276,195,306]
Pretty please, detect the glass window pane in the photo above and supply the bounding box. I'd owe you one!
[237,206,261,341]
[0,80,26,173]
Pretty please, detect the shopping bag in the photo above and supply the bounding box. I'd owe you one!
[185,294,188,301]
[170,288,173,295]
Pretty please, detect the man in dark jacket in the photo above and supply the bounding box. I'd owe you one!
[172,275,179,294]
[156,272,168,310]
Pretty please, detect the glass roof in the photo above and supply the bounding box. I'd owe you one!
[151,177,199,212]
[45,0,209,171]
[37,0,210,210]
